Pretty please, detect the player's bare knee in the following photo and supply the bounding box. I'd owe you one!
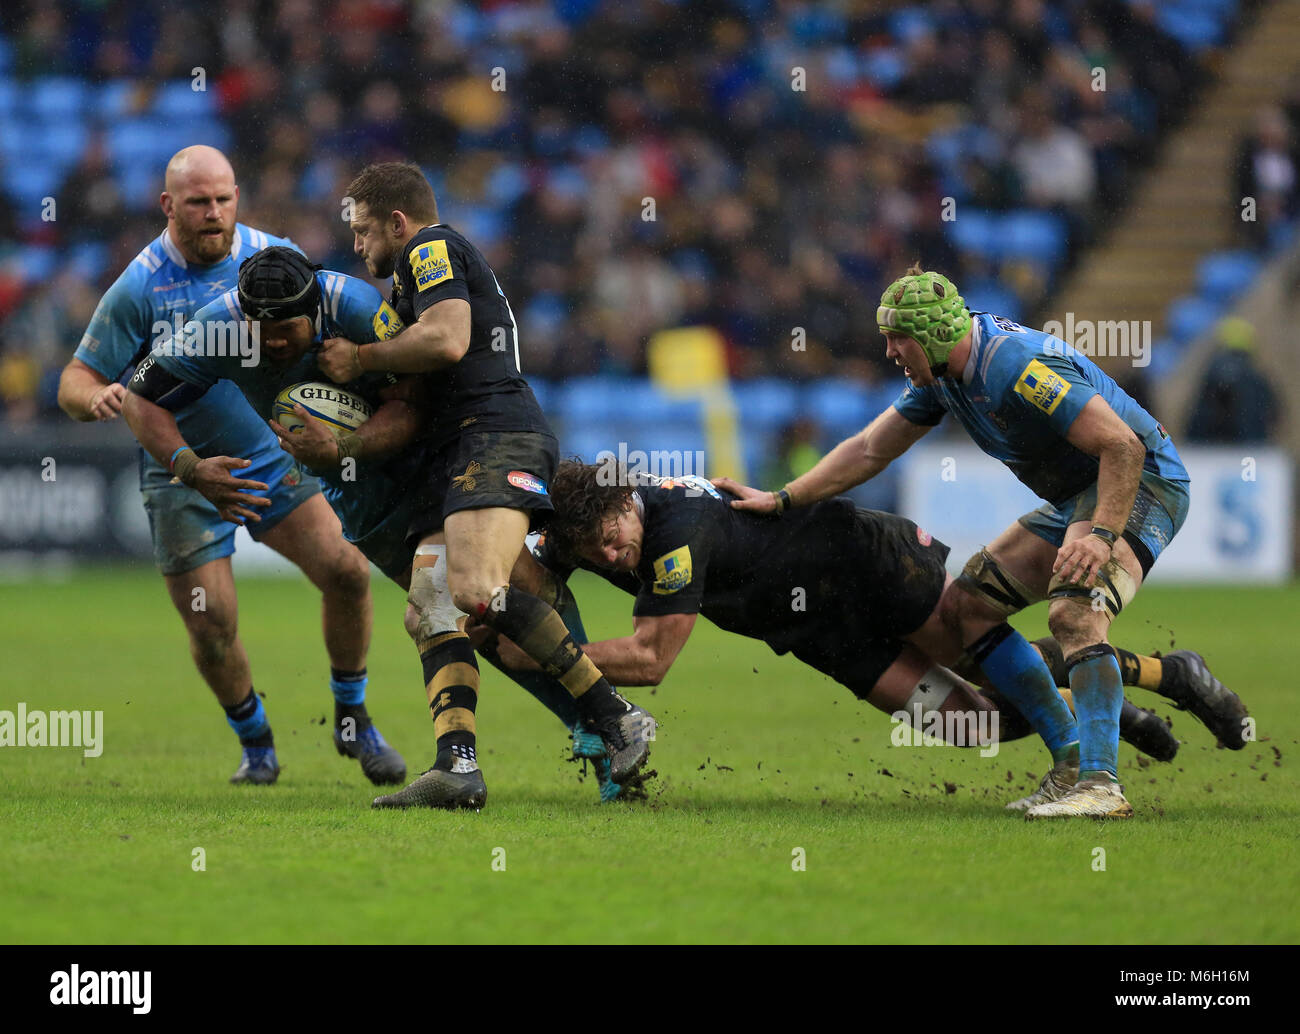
[186,611,238,665]
[325,547,370,601]
[1047,599,1105,656]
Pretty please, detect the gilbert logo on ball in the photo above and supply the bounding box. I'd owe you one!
[273,382,373,435]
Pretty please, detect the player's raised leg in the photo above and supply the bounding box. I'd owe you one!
[162,557,278,785]
[446,506,655,784]
[259,493,405,785]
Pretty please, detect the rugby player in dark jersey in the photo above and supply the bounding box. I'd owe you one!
[492,461,1217,770]
[315,163,654,809]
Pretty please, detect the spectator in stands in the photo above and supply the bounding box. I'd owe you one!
[1185,317,1281,444]
[1234,106,1299,250]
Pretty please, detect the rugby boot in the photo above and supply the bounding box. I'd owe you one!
[335,721,406,785]
[1118,699,1178,762]
[1005,758,1077,811]
[1025,779,1134,820]
[584,696,656,784]
[372,766,487,810]
[230,745,280,785]
[1160,650,1250,749]
[573,724,622,802]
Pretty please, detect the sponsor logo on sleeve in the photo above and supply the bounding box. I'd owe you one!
[371,301,404,340]
[1013,359,1071,415]
[652,546,693,595]
[507,470,547,494]
[409,240,453,290]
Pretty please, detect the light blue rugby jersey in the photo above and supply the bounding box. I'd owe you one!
[74,223,297,465]
[153,271,415,542]
[893,312,1189,506]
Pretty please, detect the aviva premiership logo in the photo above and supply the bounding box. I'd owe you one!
[652,546,692,595]
[371,301,404,340]
[1014,359,1070,415]
[410,240,453,290]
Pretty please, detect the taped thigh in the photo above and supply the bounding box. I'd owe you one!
[956,547,1045,617]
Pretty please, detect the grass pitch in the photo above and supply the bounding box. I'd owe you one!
[1,568,1296,944]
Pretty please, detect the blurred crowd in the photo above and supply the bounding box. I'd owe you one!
[0,0,1228,423]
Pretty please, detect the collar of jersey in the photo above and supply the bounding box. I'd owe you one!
[960,315,985,387]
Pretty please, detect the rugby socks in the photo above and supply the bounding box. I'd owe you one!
[1067,645,1124,782]
[1115,648,1165,692]
[223,688,273,748]
[479,586,628,721]
[970,623,1078,762]
[421,632,479,772]
[1041,636,1166,694]
[476,599,584,730]
[330,666,372,732]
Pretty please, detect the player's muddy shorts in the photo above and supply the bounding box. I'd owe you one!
[139,450,320,576]
[407,430,558,542]
[781,509,951,699]
[1018,470,1190,576]
[350,501,420,582]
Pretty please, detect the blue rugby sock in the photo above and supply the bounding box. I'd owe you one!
[330,667,367,705]
[1069,649,1123,781]
[971,624,1078,761]
[223,688,272,746]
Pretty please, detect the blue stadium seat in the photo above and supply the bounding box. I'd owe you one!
[732,378,801,431]
[66,242,110,282]
[3,164,60,208]
[0,79,18,116]
[555,377,645,423]
[1196,250,1261,303]
[1145,336,1183,381]
[1156,5,1224,50]
[0,117,25,158]
[29,78,86,120]
[960,278,1023,323]
[94,80,140,119]
[31,121,88,172]
[631,383,704,425]
[945,208,1000,261]
[801,379,872,437]
[999,210,1068,268]
[14,245,58,284]
[1165,295,1223,344]
[862,48,906,91]
[152,81,216,120]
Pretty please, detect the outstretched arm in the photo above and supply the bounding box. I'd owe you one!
[716,406,932,514]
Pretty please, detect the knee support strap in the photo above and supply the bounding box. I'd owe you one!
[1047,557,1136,618]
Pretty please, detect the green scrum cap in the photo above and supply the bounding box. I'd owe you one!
[876,269,971,370]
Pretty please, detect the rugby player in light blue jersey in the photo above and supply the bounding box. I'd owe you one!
[720,264,1247,820]
[124,246,624,804]
[59,147,404,788]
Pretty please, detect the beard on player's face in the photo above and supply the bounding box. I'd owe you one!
[176,212,235,264]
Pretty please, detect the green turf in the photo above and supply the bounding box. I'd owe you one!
[1,567,1296,944]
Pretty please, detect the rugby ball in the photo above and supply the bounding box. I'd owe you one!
[272,382,373,435]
